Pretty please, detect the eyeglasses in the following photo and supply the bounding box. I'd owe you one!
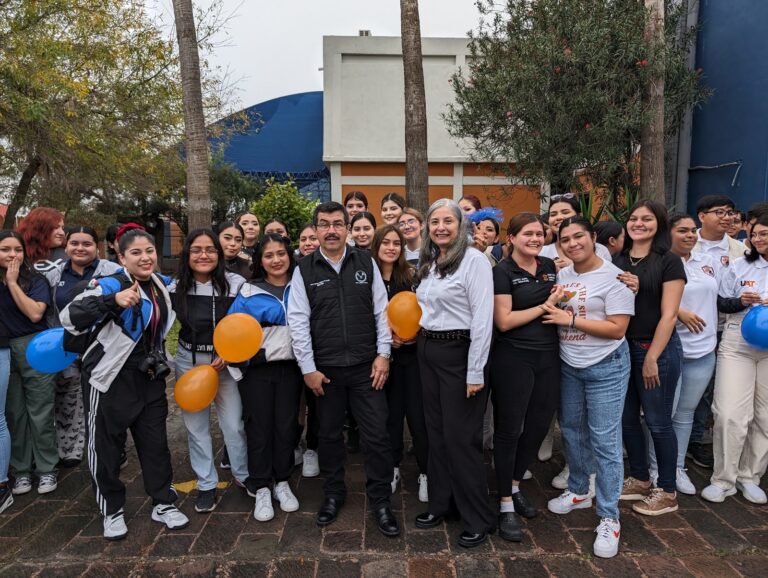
[316,221,346,231]
[703,209,736,218]
[398,219,419,228]
[189,247,218,255]
[750,230,768,241]
[551,193,575,202]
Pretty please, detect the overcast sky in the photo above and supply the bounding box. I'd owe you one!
[149,0,481,111]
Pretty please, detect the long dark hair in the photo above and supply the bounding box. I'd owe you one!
[622,199,672,255]
[252,233,296,282]
[0,230,36,290]
[175,229,230,325]
[371,225,413,289]
[746,213,768,263]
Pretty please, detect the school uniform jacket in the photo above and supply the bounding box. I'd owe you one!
[59,270,175,393]
[44,259,122,328]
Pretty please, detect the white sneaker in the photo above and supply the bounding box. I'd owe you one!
[418,474,428,503]
[12,476,32,495]
[538,430,554,462]
[37,473,58,495]
[253,487,274,521]
[676,468,696,495]
[701,484,737,503]
[547,490,592,515]
[294,446,304,466]
[273,481,299,512]
[523,469,533,480]
[736,481,768,504]
[593,518,620,558]
[151,504,189,530]
[302,450,319,477]
[103,509,128,540]
[551,465,569,490]
[391,467,401,494]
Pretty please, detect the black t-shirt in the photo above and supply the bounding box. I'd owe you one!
[614,250,687,342]
[256,281,286,301]
[493,256,559,350]
[0,273,51,341]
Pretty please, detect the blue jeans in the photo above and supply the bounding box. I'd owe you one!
[623,334,682,493]
[0,348,10,483]
[560,342,630,520]
[690,332,721,445]
[175,347,248,490]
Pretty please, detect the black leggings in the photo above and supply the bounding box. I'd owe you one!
[491,342,560,498]
[386,348,428,473]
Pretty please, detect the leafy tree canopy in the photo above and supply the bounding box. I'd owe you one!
[249,179,318,245]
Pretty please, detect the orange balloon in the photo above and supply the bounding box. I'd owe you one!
[174,365,219,412]
[213,313,264,363]
[387,292,423,340]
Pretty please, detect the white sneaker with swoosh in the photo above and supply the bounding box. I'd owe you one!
[547,490,593,515]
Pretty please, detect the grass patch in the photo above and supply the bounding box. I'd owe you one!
[166,319,180,357]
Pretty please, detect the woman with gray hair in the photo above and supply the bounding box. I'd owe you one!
[413,199,496,548]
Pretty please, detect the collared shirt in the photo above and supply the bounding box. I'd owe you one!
[416,248,494,383]
[719,255,768,321]
[677,252,719,359]
[695,232,746,270]
[55,260,99,311]
[287,247,392,375]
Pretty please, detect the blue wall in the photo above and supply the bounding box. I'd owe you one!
[688,0,768,212]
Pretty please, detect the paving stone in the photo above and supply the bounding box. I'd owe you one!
[17,514,91,559]
[635,556,694,577]
[272,558,316,578]
[617,514,666,555]
[214,485,253,514]
[148,533,195,557]
[175,559,217,577]
[502,558,549,578]
[330,492,366,531]
[58,536,108,559]
[705,497,766,530]
[317,559,362,578]
[130,561,179,578]
[0,564,39,578]
[36,564,91,578]
[190,512,248,555]
[53,470,92,501]
[230,533,279,559]
[228,561,271,578]
[0,537,19,561]
[682,509,751,553]
[641,512,692,530]
[279,513,322,554]
[407,557,454,578]
[361,559,407,578]
[489,531,532,554]
[296,477,325,513]
[406,528,450,554]
[591,555,644,577]
[81,562,136,577]
[544,556,598,577]
[102,514,163,558]
[726,555,768,578]
[681,555,741,578]
[322,530,362,552]
[741,529,768,550]
[527,511,579,553]
[363,517,406,552]
[0,499,65,537]
[656,529,713,554]
[456,557,502,578]
[242,507,287,534]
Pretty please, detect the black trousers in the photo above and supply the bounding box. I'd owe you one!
[491,342,560,498]
[386,349,429,473]
[417,336,495,534]
[304,385,319,451]
[239,361,302,488]
[315,362,392,508]
[83,368,176,516]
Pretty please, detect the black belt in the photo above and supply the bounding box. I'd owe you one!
[420,329,471,341]
[178,339,215,353]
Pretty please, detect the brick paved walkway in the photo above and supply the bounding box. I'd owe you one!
[1,389,766,577]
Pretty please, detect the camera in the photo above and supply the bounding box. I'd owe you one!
[138,350,171,380]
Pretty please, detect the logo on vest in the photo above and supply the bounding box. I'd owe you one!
[355,270,368,284]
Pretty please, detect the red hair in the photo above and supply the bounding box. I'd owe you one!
[16,207,64,263]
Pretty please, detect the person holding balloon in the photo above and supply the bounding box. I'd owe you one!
[227,233,303,522]
[0,231,59,497]
[60,228,188,540]
[413,199,495,549]
[702,212,768,505]
[170,229,248,514]
[371,225,429,502]
[43,227,121,469]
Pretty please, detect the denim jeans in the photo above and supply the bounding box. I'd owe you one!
[0,348,10,483]
[690,331,721,445]
[560,342,630,520]
[175,347,248,490]
[623,333,682,493]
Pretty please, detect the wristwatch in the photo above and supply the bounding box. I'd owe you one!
[378,352,392,360]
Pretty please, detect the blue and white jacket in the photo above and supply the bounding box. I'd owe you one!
[60,270,175,393]
[228,280,295,364]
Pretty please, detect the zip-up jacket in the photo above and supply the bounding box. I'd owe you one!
[228,280,295,364]
[59,270,175,393]
[44,259,122,327]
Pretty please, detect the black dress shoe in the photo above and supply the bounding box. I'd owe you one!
[457,531,488,548]
[316,497,344,527]
[512,491,537,519]
[415,512,444,529]
[58,458,82,469]
[374,506,400,537]
[498,512,523,542]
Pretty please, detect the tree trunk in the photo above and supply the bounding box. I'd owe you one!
[4,154,42,227]
[400,0,429,215]
[172,0,211,231]
[640,0,665,202]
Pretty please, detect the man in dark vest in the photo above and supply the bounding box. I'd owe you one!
[287,201,399,537]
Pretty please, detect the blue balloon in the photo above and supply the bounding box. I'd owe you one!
[25,328,79,373]
[741,305,768,350]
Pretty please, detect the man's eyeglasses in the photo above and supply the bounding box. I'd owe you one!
[703,209,736,218]
[189,247,218,256]
[316,221,347,231]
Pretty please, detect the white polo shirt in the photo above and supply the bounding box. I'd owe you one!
[677,252,719,359]
[718,255,768,321]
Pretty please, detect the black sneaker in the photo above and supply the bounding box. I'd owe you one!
[220,448,231,470]
[687,442,714,469]
[194,489,217,513]
[0,483,13,515]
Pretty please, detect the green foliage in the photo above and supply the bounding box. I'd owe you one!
[209,155,266,225]
[249,179,318,245]
[445,0,709,207]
